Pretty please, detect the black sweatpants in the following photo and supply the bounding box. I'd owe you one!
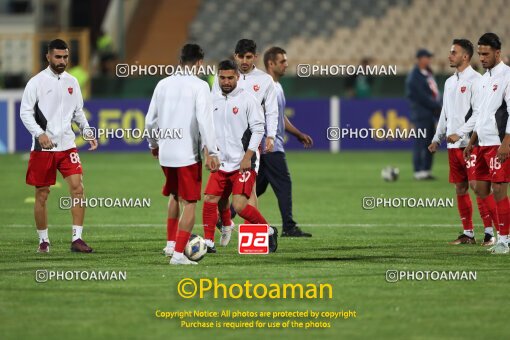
[256,151,297,232]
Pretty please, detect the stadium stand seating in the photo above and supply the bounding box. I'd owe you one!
[189,0,510,74]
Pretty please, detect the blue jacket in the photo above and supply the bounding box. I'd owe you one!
[405,66,442,122]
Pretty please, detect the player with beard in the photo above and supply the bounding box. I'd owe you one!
[429,39,496,246]
[203,60,277,253]
[211,40,279,245]
[20,39,98,253]
[459,33,510,254]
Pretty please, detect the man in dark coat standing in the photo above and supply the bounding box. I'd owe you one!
[406,49,442,180]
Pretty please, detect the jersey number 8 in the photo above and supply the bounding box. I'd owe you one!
[70,152,81,164]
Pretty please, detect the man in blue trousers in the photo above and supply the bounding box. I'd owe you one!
[406,49,442,180]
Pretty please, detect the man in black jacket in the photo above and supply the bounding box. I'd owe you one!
[406,49,442,180]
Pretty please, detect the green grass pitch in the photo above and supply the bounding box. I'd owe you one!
[1,151,509,340]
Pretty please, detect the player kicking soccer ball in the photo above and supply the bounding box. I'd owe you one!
[145,44,219,265]
[202,60,277,253]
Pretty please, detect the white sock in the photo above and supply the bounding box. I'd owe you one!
[37,229,49,244]
[172,252,184,259]
[499,235,508,244]
[166,241,175,248]
[205,239,214,248]
[463,230,474,238]
[484,227,494,236]
[72,225,83,242]
[268,227,274,236]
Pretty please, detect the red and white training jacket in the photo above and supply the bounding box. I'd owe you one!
[212,86,265,172]
[20,67,89,151]
[145,74,218,167]
[458,62,510,146]
[212,66,278,139]
[432,65,481,148]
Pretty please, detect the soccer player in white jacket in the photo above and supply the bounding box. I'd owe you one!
[212,39,278,153]
[203,60,277,252]
[428,39,495,246]
[459,33,510,254]
[212,39,279,234]
[145,44,219,265]
[20,39,98,253]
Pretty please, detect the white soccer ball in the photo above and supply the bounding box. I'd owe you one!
[184,234,207,262]
[381,166,399,182]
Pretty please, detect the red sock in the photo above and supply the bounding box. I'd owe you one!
[174,229,191,253]
[482,194,500,233]
[457,194,473,231]
[238,205,268,225]
[476,197,493,228]
[167,218,178,242]
[496,197,510,236]
[202,202,218,241]
[219,207,232,227]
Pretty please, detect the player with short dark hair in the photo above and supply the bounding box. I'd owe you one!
[145,43,219,265]
[263,46,287,69]
[462,33,510,254]
[20,38,98,253]
[235,39,257,60]
[180,43,205,64]
[429,39,495,246]
[211,39,279,244]
[258,46,314,237]
[452,39,474,60]
[203,59,277,253]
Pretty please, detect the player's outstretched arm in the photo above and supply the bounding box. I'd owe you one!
[284,116,313,148]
